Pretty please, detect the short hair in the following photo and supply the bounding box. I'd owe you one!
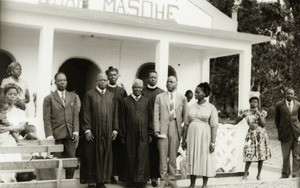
[0,97,8,109]
[105,66,119,75]
[3,83,19,95]
[7,61,21,76]
[54,72,66,80]
[148,70,157,77]
[132,78,143,87]
[185,90,193,97]
[197,82,211,97]
[168,75,178,81]
[249,97,259,103]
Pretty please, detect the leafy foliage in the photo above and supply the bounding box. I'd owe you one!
[208,0,299,119]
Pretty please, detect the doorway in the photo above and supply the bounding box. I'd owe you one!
[0,49,15,83]
[58,58,100,100]
[136,62,177,86]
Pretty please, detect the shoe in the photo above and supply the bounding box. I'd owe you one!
[188,184,195,188]
[111,176,118,184]
[158,180,168,188]
[151,180,158,187]
[256,175,261,180]
[87,184,95,188]
[96,183,107,188]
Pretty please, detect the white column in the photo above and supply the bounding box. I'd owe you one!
[36,26,54,138]
[155,40,169,88]
[238,47,252,110]
[201,58,210,83]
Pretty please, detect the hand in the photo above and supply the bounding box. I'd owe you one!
[46,136,54,140]
[0,125,11,133]
[148,136,152,144]
[181,140,187,150]
[85,131,94,142]
[154,132,159,138]
[111,131,117,140]
[209,143,216,153]
[72,133,79,143]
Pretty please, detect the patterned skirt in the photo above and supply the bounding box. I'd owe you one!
[243,126,271,162]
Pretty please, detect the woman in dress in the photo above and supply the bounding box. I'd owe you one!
[236,96,271,181]
[182,82,218,188]
[0,84,26,182]
[0,62,30,110]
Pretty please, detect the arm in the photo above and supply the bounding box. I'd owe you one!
[72,94,80,143]
[275,103,281,134]
[257,109,266,127]
[43,96,53,138]
[82,93,94,142]
[209,106,219,153]
[111,97,119,140]
[153,95,161,136]
[181,96,188,123]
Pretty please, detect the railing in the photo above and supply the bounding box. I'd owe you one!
[215,119,248,173]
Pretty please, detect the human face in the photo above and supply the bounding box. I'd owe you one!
[148,72,158,86]
[285,89,295,102]
[187,93,193,102]
[108,70,118,85]
[132,82,143,96]
[194,87,205,100]
[0,103,9,114]
[97,73,108,90]
[11,65,22,78]
[166,76,177,92]
[5,88,18,104]
[55,73,67,91]
[250,99,259,109]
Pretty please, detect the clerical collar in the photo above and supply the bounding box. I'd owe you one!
[96,86,106,94]
[131,94,141,101]
[108,83,117,88]
[147,84,157,89]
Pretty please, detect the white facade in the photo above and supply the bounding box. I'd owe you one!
[0,0,270,140]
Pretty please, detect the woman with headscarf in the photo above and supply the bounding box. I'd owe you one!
[1,62,30,110]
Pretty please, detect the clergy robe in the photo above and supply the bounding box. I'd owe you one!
[106,85,127,178]
[80,89,118,184]
[142,86,164,179]
[121,95,153,183]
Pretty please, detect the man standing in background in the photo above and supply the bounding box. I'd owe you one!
[142,70,164,187]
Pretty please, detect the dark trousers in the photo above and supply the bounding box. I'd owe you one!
[149,137,160,179]
[280,136,300,178]
[55,136,77,179]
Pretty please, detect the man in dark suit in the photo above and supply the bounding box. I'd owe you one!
[43,72,79,179]
[275,88,300,178]
[154,76,188,188]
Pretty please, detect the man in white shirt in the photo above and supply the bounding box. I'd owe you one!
[43,72,79,179]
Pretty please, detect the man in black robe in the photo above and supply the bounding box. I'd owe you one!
[80,73,119,188]
[142,70,164,187]
[121,79,153,188]
[105,66,127,183]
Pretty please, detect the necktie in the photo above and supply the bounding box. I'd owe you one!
[136,96,139,101]
[170,93,174,111]
[288,102,292,112]
[61,92,65,105]
[101,90,104,95]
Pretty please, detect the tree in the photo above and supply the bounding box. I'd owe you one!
[208,0,298,118]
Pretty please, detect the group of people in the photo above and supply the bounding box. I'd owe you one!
[0,62,300,188]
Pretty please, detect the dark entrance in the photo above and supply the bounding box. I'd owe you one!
[58,58,100,100]
[136,62,177,86]
[0,49,15,83]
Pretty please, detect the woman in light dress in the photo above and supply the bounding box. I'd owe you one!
[182,82,218,188]
[0,84,26,182]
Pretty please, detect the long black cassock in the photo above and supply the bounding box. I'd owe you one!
[121,95,153,183]
[106,85,127,178]
[142,86,164,179]
[80,89,118,184]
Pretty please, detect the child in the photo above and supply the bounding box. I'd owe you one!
[0,97,23,144]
